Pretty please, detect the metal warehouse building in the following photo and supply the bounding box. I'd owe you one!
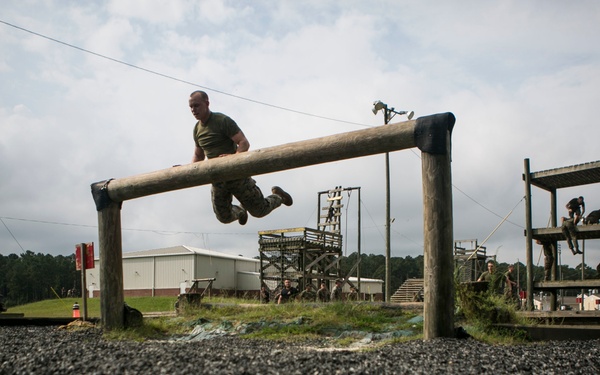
[87,245,383,299]
[88,245,261,298]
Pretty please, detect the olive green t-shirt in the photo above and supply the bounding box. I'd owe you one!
[193,112,241,159]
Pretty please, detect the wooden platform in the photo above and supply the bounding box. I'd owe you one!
[518,310,600,319]
[533,279,600,290]
[531,224,600,242]
[529,160,600,190]
[496,323,600,341]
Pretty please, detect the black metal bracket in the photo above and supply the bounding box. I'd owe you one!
[414,112,456,155]
[91,179,119,211]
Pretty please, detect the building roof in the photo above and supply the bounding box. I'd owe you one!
[528,160,600,191]
[235,271,383,283]
[112,245,259,263]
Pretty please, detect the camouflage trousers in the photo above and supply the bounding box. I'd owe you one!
[542,242,554,281]
[561,219,579,251]
[211,177,283,223]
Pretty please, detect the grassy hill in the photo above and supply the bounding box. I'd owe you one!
[4,296,177,318]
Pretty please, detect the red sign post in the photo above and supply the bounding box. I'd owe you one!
[74,242,94,321]
[75,242,95,270]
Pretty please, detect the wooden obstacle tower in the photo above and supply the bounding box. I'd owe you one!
[258,186,348,293]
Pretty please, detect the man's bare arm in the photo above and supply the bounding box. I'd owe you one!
[192,145,205,162]
[231,131,250,153]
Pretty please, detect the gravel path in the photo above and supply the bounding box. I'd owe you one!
[1,325,599,374]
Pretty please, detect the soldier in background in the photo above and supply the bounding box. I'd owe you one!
[298,284,316,302]
[583,209,600,225]
[277,279,298,304]
[561,216,582,255]
[330,280,343,302]
[566,196,585,224]
[316,283,330,303]
[260,286,270,304]
[347,287,359,302]
[504,265,519,308]
[536,239,555,281]
[477,261,502,294]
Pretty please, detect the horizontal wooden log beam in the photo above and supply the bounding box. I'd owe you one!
[93,112,454,204]
[103,119,417,203]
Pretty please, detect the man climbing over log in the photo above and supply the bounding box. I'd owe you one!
[189,90,292,225]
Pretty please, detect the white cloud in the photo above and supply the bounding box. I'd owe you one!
[84,17,140,60]
[0,0,599,272]
[107,0,189,25]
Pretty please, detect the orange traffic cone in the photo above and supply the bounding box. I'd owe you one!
[72,302,80,318]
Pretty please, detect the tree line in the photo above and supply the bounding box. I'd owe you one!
[339,251,598,294]
[0,251,80,307]
[1,250,597,308]
[339,252,425,292]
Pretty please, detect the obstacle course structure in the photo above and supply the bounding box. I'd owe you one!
[258,227,343,292]
[91,112,455,339]
[523,159,600,311]
[258,186,356,295]
[453,239,489,283]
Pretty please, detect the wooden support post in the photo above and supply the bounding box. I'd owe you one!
[549,187,558,310]
[97,200,124,330]
[418,113,455,339]
[80,243,88,321]
[524,158,534,311]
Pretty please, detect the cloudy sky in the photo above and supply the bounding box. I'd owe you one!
[1,0,599,272]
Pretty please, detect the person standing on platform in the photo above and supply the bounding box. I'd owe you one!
[566,196,585,224]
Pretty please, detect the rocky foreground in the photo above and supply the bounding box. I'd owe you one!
[1,325,599,374]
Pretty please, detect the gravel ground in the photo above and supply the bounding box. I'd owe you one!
[1,325,599,374]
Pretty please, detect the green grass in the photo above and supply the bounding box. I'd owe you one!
[5,296,177,318]
[176,301,421,344]
[454,280,534,344]
[6,297,423,346]
[6,296,529,346]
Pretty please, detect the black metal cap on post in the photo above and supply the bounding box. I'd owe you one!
[91,179,118,211]
[414,112,456,155]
